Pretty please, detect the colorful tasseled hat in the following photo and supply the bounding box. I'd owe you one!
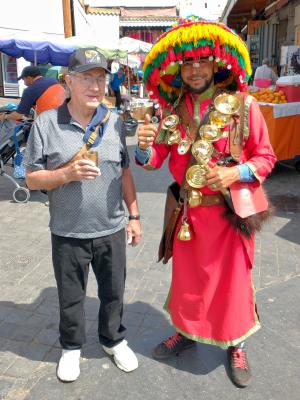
[143,17,252,107]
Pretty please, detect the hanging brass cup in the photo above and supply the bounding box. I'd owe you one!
[213,93,240,115]
[199,124,222,142]
[178,137,192,155]
[191,139,214,162]
[188,189,203,208]
[161,115,179,131]
[209,111,232,128]
[186,165,207,189]
[177,220,193,241]
[167,129,181,145]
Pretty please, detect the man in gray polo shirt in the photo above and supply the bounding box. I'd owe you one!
[23,48,142,382]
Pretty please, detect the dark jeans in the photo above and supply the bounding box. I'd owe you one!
[51,229,127,349]
[113,89,122,110]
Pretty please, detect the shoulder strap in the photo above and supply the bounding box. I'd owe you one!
[63,109,111,167]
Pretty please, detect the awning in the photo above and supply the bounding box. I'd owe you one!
[120,16,178,28]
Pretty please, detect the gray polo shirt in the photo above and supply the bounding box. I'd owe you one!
[23,101,130,239]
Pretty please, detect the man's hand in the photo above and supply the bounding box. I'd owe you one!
[126,220,142,246]
[206,165,240,190]
[137,113,158,150]
[65,159,101,182]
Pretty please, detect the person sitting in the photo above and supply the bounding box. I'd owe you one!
[0,66,65,123]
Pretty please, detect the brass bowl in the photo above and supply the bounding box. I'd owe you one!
[214,93,240,115]
[191,139,214,161]
[161,114,179,131]
[167,129,181,145]
[209,111,231,127]
[199,124,222,142]
[186,165,207,189]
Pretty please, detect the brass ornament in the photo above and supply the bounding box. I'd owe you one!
[191,139,214,161]
[177,137,192,155]
[167,129,181,145]
[214,93,240,115]
[188,189,203,208]
[177,220,193,241]
[209,110,231,128]
[186,165,207,189]
[161,115,179,131]
[199,124,222,142]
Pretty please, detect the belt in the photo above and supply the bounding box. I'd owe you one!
[188,193,225,207]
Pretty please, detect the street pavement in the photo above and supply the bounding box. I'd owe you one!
[0,132,299,400]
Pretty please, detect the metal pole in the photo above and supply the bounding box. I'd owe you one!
[34,50,37,66]
[127,54,131,94]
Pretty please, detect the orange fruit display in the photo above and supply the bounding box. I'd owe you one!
[249,88,287,103]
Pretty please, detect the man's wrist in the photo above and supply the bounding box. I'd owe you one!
[128,214,140,220]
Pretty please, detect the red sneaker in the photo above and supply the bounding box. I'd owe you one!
[152,332,196,360]
[228,346,252,387]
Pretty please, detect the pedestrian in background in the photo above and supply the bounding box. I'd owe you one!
[23,48,142,382]
[109,67,126,110]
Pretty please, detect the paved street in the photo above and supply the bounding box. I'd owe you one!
[0,134,299,400]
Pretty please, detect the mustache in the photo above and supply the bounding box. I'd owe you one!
[189,74,208,79]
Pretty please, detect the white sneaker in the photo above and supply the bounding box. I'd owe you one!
[102,340,138,372]
[57,349,81,382]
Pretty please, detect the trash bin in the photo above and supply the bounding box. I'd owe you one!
[123,117,138,137]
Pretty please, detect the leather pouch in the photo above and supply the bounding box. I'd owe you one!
[158,182,182,264]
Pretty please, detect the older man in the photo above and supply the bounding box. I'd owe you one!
[23,48,142,382]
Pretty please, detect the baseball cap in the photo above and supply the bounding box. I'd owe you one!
[68,48,110,74]
[18,66,41,80]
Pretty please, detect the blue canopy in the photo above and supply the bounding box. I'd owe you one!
[0,33,129,66]
[0,33,75,66]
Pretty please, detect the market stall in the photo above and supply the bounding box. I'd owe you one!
[259,102,300,162]
[249,75,300,167]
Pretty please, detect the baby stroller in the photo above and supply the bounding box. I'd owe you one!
[0,106,32,203]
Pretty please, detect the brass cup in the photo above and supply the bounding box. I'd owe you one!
[188,189,203,208]
[209,111,231,128]
[161,115,179,131]
[167,129,181,145]
[186,165,207,189]
[213,93,240,115]
[199,124,222,142]
[84,150,99,167]
[177,137,191,155]
[191,139,214,161]
[177,221,193,241]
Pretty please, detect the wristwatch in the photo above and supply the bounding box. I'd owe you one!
[128,215,140,220]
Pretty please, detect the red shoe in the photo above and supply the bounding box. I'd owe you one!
[152,332,196,360]
[227,346,252,387]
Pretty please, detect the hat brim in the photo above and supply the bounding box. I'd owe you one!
[72,63,111,74]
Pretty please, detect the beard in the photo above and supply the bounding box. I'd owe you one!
[183,75,214,94]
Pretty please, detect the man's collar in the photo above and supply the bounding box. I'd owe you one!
[57,99,72,124]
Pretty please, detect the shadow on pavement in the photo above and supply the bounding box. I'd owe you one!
[0,288,225,376]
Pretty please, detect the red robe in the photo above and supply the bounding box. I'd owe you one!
[143,95,276,347]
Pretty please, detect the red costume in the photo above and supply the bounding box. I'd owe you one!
[141,18,276,348]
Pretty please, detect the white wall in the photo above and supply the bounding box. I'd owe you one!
[73,0,93,36]
[0,0,64,36]
[87,0,178,6]
[179,0,227,20]
[88,14,120,47]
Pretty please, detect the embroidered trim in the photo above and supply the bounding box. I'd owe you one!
[243,95,254,140]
